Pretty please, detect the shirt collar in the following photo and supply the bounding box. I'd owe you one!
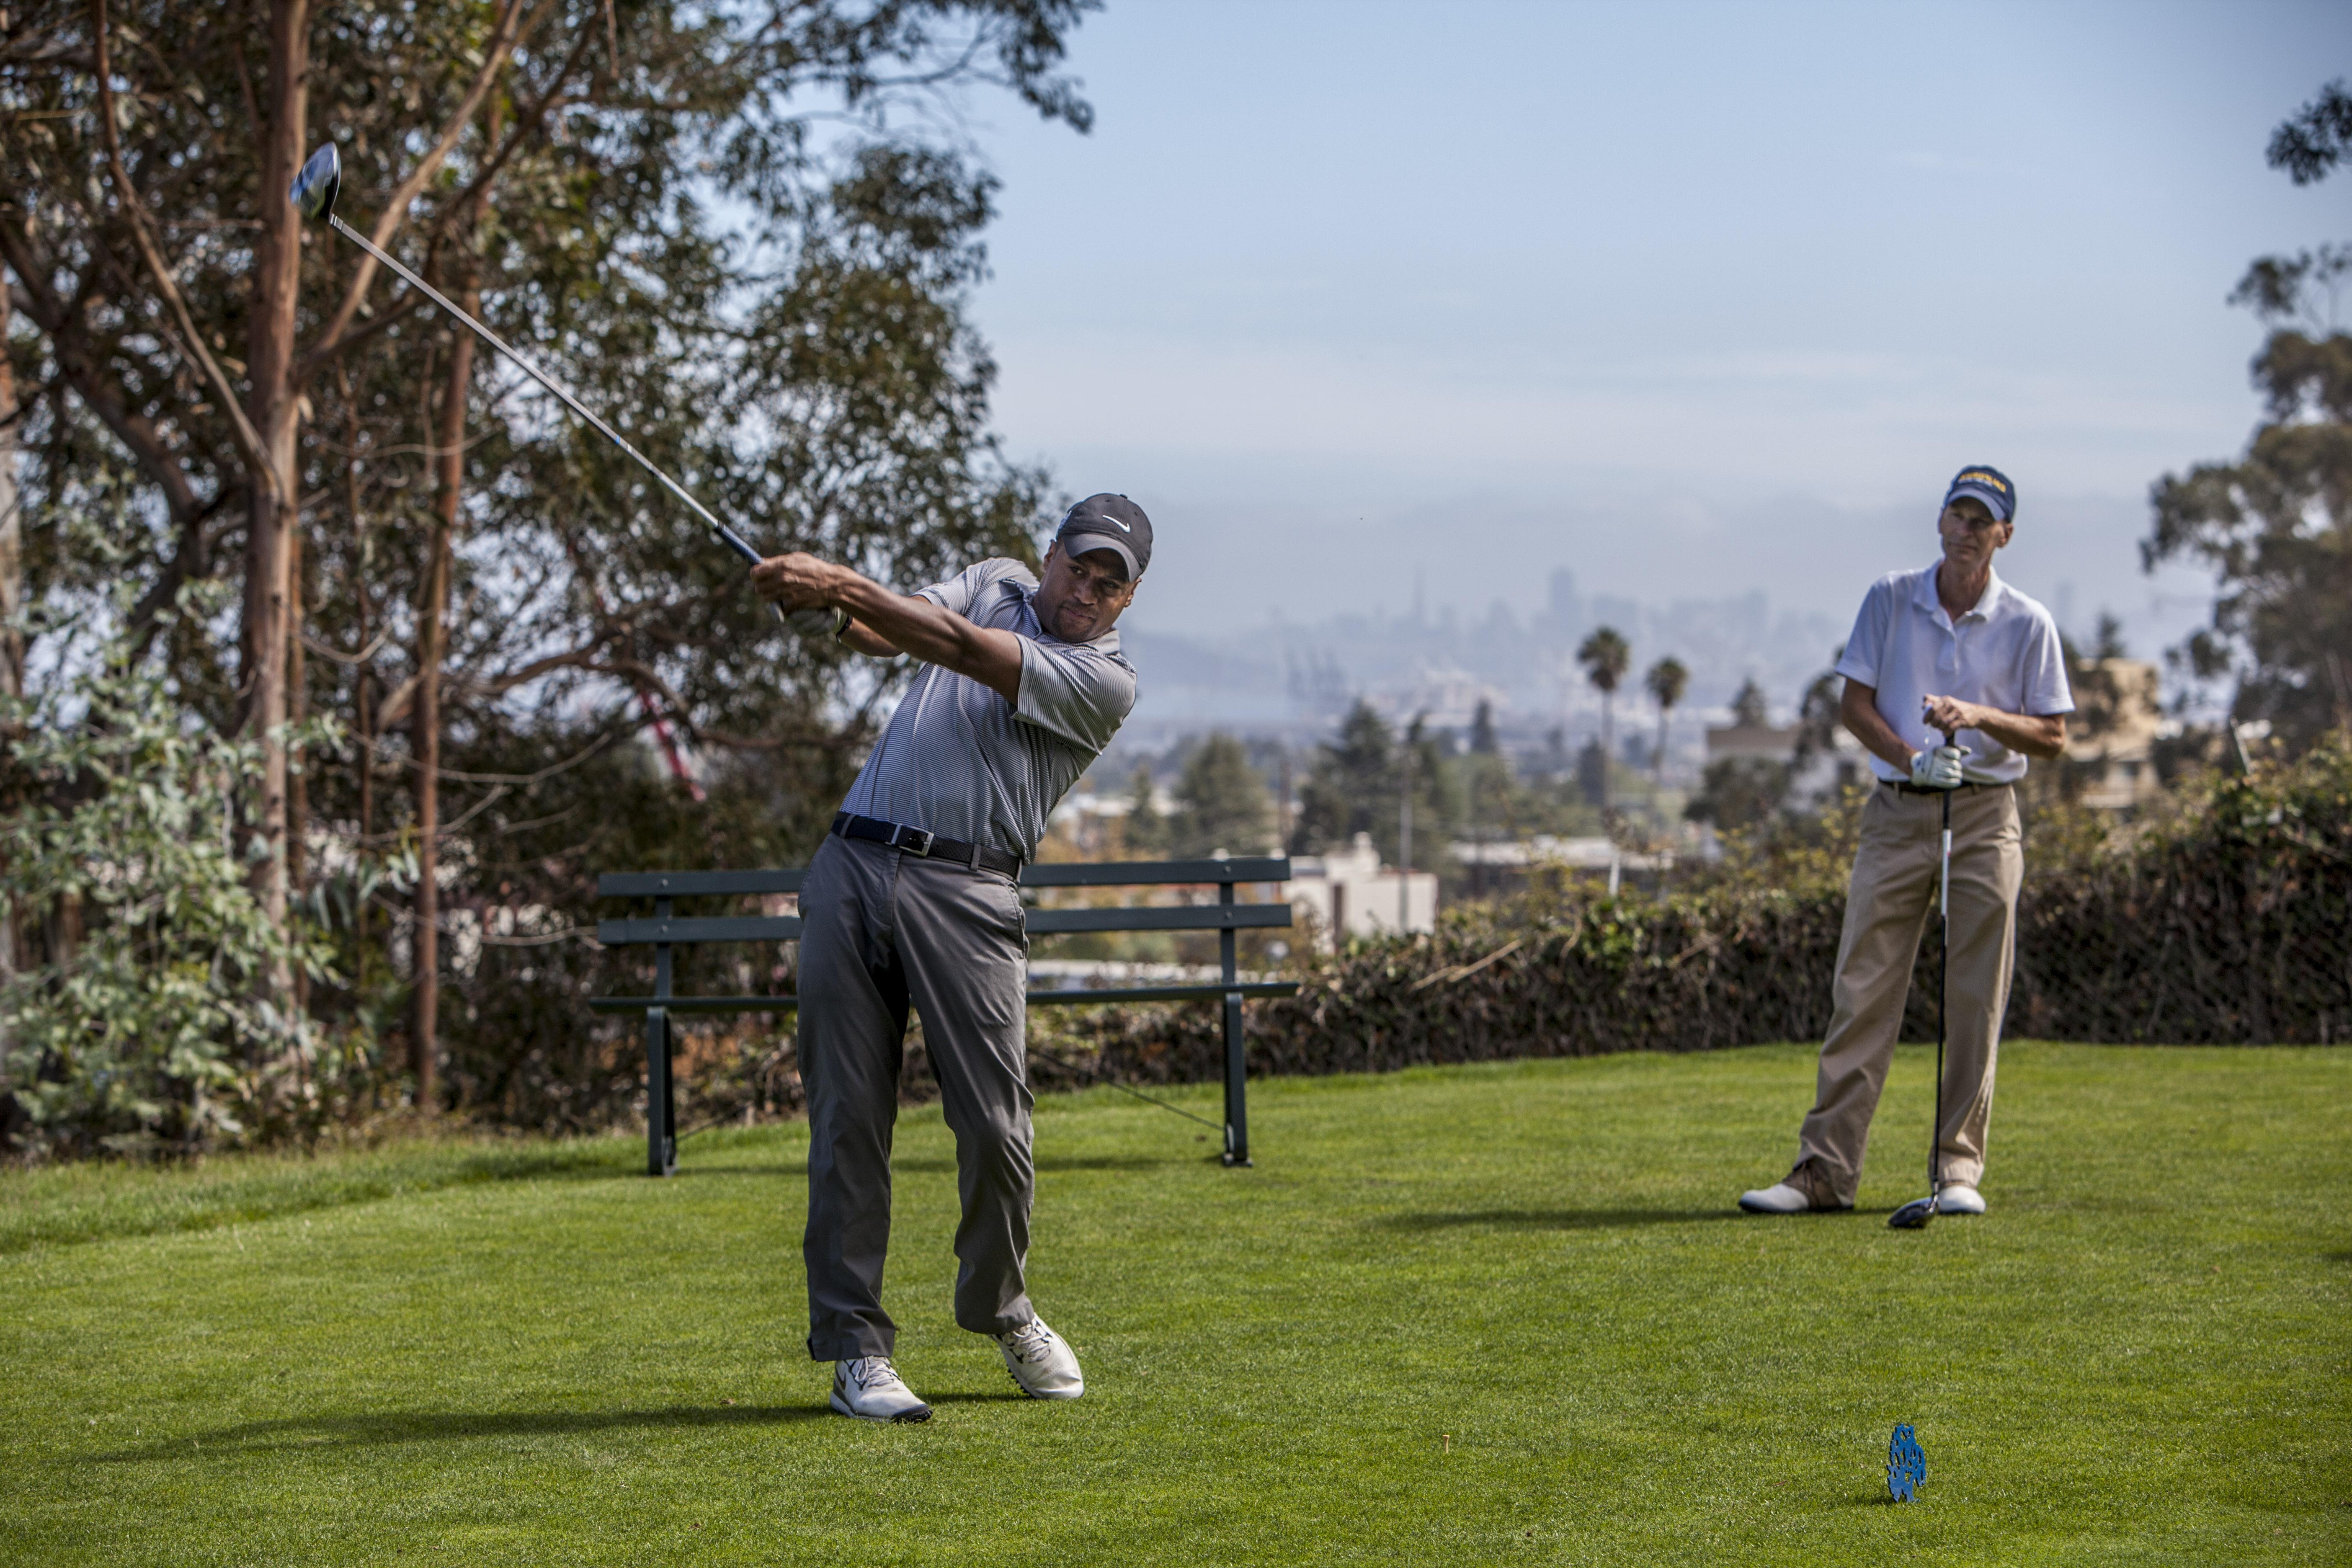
[1917,557,2003,625]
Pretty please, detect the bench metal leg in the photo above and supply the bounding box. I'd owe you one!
[646,1006,677,1177]
[1219,887,1251,1166]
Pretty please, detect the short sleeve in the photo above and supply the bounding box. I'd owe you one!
[1835,579,1893,687]
[1016,638,1137,755]
[2020,609,2077,717]
[916,559,1024,617]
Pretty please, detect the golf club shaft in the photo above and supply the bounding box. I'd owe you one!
[327,214,787,614]
[1933,734,1953,1202]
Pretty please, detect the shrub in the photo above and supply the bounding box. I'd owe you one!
[0,592,350,1159]
[1063,739,2352,1083]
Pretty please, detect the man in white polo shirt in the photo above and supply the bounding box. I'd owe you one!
[1741,464,2073,1217]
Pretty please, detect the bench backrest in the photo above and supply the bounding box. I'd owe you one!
[596,858,1292,946]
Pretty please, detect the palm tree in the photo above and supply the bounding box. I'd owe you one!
[1644,656,1688,788]
[1577,626,1632,767]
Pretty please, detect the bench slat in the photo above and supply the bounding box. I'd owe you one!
[589,995,801,1014]
[598,870,806,897]
[596,906,1290,945]
[1024,981,1301,1004]
[588,980,1301,1014]
[1024,904,1292,935]
[598,859,1289,901]
[1020,857,1290,887]
[596,916,804,946]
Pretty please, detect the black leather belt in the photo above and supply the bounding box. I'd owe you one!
[831,812,1022,878]
[1884,779,2012,796]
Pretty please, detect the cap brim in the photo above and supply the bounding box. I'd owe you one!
[1061,531,1140,581]
[1946,484,2013,523]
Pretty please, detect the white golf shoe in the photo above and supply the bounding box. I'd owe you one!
[1738,1159,1849,1214]
[830,1357,932,1422]
[1738,1181,1813,1214]
[1935,1185,1987,1216]
[997,1318,1084,1400]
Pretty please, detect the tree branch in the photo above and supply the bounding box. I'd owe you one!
[416,18,600,257]
[298,0,555,374]
[91,0,278,500]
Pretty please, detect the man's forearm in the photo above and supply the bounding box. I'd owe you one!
[1841,682,1916,771]
[750,550,1024,699]
[1961,707,2067,760]
[820,567,1024,702]
[829,575,974,663]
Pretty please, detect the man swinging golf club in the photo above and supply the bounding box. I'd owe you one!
[1740,465,2073,1219]
[750,496,1149,1421]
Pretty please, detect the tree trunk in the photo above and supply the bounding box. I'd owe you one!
[240,0,312,954]
[288,518,309,1010]
[0,260,21,982]
[339,366,374,952]
[412,294,477,1107]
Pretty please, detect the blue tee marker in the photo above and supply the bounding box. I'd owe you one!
[1887,1423,1927,1502]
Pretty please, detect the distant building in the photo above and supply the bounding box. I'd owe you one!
[1047,782,1178,858]
[1704,719,1865,802]
[1452,834,1672,895]
[1375,661,1507,734]
[2066,658,2171,810]
[1285,833,1437,949]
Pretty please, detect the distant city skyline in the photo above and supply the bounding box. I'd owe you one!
[963,0,2351,697]
[1112,571,1854,753]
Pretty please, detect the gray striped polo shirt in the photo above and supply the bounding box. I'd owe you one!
[838,558,1138,861]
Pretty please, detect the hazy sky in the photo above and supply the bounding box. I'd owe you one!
[961,0,2352,663]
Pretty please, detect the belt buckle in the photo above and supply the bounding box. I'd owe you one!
[893,825,936,857]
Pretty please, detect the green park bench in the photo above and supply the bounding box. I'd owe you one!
[591,856,1297,1178]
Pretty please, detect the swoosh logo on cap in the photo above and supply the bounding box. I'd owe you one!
[1085,515,1132,533]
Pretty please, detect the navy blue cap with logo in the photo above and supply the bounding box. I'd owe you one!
[1055,493,1153,582]
[1944,464,2017,524]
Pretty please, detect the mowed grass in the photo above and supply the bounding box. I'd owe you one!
[4,1044,2347,1567]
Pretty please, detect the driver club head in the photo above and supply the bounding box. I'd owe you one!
[290,142,341,222]
[1888,1196,1937,1230]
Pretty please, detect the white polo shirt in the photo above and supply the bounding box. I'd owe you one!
[1835,560,2074,785]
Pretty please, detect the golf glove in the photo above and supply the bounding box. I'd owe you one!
[789,605,849,641]
[1910,745,1965,790]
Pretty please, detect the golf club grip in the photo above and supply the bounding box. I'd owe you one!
[328,214,779,609]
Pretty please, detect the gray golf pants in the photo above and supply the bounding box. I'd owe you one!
[797,833,1034,1362]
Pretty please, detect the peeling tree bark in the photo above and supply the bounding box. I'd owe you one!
[240,0,311,953]
[413,286,477,1108]
[0,261,21,983]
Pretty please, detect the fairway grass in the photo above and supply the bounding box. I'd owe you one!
[5,1043,2347,1566]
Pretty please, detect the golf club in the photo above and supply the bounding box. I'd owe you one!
[1888,721,1960,1231]
[289,142,830,635]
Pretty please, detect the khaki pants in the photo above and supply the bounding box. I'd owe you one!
[1796,783,2023,1204]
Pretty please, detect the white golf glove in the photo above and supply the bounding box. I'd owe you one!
[788,605,849,641]
[1909,745,1965,790]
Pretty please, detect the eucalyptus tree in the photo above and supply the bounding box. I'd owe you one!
[2146,79,2352,752]
[1,0,1099,1110]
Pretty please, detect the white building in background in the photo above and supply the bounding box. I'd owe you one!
[1703,718,1866,803]
[2066,658,2171,810]
[1284,833,1436,949]
[1451,835,1673,893]
[1375,661,1508,733]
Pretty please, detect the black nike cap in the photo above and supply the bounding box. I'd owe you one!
[1054,493,1152,582]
